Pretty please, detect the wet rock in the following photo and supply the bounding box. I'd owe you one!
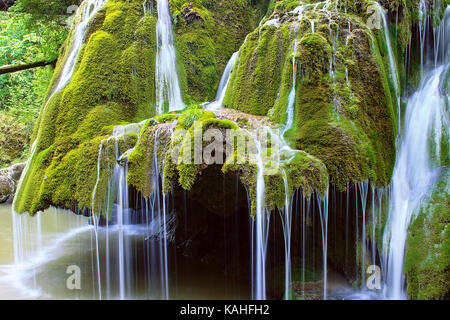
[0,162,25,204]
[8,163,25,181]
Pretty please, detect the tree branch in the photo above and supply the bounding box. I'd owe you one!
[0,59,56,75]
[0,0,16,11]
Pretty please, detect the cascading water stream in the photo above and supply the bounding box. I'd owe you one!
[383,66,449,299]
[54,0,106,94]
[10,1,107,297]
[253,130,270,300]
[14,0,106,213]
[357,181,369,286]
[147,126,174,300]
[91,123,144,299]
[155,0,185,113]
[373,2,401,133]
[207,52,239,111]
[283,40,299,136]
[279,170,293,300]
[382,6,449,299]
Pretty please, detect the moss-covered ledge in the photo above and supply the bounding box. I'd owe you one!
[126,108,329,217]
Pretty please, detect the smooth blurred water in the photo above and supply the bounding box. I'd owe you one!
[382,6,449,300]
[207,52,239,111]
[155,0,185,113]
[1,204,251,300]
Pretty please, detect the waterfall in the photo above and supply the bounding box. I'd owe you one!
[155,0,185,114]
[316,192,329,300]
[279,170,292,299]
[253,130,270,300]
[300,195,311,298]
[207,52,239,111]
[91,123,144,299]
[357,181,369,286]
[373,2,401,132]
[13,0,106,213]
[89,122,175,299]
[148,126,173,300]
[54,0,106,94]
[383,6,449,299]
[283,40,299,135]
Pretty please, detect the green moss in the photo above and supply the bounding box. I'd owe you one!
[15,0,159,214]
[171,0,268,102]
[227,2,396,190]
[16,0,409,218]
[404,168,450,300]
[224,25,291,115]
[176,110,237,190]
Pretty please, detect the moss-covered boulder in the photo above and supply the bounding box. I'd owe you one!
[224,0,397,190]
[124,107,329,217]
[14,0,160,214]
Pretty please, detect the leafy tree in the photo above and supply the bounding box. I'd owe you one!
[0,0,75,167]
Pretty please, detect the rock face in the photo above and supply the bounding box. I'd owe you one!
[0,162,25,204]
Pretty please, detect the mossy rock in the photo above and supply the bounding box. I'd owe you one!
[15,0,159,214]
[170,0,269,103]
[404,167,450,300]
[225,0,397,190]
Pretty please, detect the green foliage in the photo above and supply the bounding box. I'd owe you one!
[0,7,68,167]
[0,113,30,167]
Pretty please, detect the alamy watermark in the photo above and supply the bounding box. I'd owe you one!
[66,264,81,290]
[66,5,79,27]
[367,4,382,30]
[366,265,382,290]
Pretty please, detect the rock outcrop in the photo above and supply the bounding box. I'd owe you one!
[0,162,25,203]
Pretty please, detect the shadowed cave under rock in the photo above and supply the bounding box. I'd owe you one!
[84,163,383,300]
